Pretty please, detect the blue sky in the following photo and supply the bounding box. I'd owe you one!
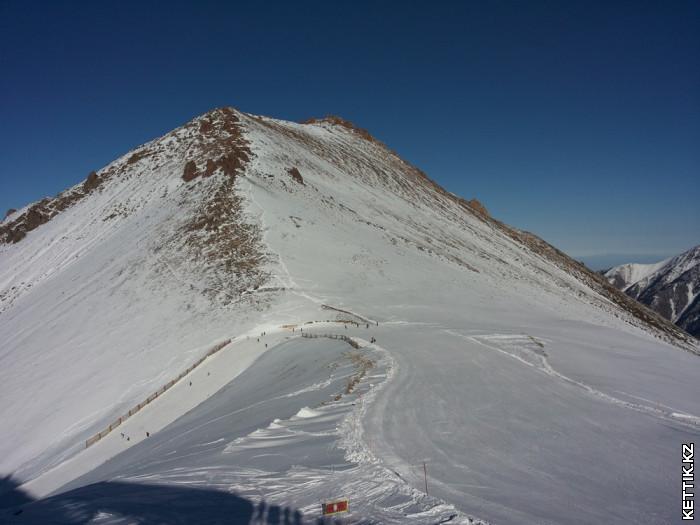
[1,1,698,268]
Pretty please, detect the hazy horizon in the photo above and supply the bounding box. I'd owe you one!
[574,251,682,271]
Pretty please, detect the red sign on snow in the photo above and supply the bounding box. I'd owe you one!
[322,499,349,515]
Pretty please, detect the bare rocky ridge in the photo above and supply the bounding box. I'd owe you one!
[176,174,268,304]
[180,107,250,183]
[0,171,104,244]
[173,108,266,305]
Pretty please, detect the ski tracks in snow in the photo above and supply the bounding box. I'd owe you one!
[464,332,700,429]
[198,336,479,524]
[334,339,481,524]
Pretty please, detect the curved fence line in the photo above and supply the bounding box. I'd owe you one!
[301,332,360,349]
[85,339,232,448]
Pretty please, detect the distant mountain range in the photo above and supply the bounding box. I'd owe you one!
[604,245,700,337]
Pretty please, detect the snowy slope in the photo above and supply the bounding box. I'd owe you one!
[605,245,700,337]
[0,109,270,482]
[1,108,698,524]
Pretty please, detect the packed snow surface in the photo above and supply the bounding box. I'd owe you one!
[1,109,698,524]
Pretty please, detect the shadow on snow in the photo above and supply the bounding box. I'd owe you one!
[0,476,348,524]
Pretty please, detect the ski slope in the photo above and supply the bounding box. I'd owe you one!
[1,108,698,524]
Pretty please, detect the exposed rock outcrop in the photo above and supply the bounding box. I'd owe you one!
[288,167,304,185]
[83,171,101,192]
[1,170,106,244]
[466,198,488,217]
[181,108,251,183]
[182,160,198,182]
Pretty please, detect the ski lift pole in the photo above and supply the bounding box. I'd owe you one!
[423,461,428,496]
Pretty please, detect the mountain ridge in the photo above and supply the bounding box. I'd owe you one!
[1,107,694,347]
[605,245,700,337]
[1,106,698,524]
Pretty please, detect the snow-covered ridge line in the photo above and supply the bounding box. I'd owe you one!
[239,109,694,349]
[21,321,340,499]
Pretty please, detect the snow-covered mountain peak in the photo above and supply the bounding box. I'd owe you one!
[604,259,671,291]
[1,108,698,524]
[605,245,700,337]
